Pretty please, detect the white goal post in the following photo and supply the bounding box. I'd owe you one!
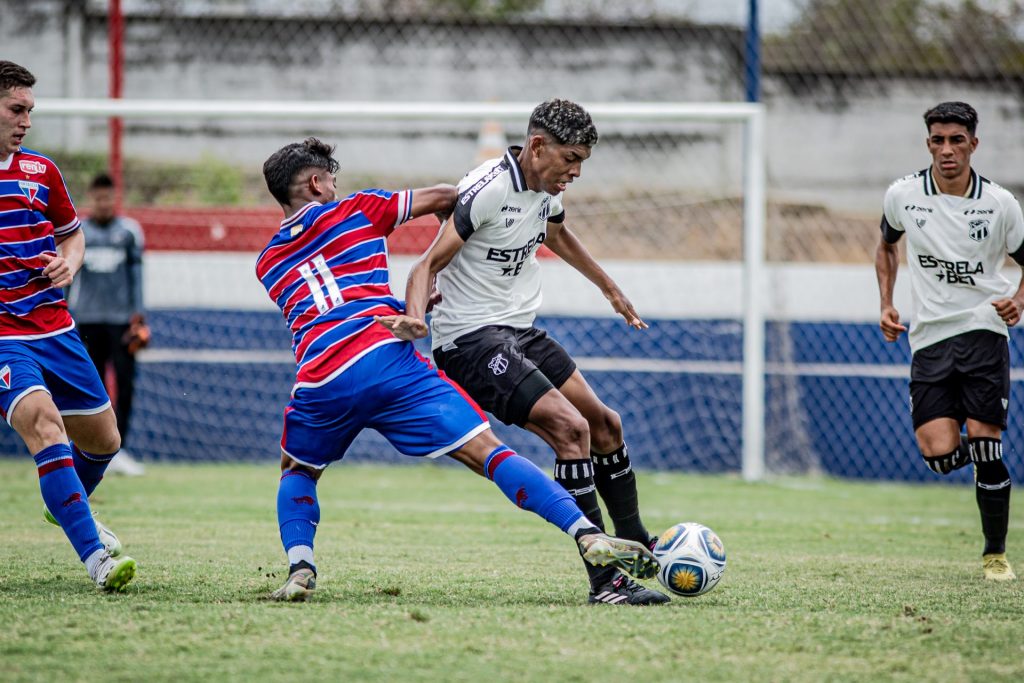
[35,98,768,480]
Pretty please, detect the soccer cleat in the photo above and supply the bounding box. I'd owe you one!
[44,506,123,557]
[577,532,660,580]
[589,572,670,606]
[105,451,146,477]
[983,553,1017,581]
[271,567,317,602]
[93,552,136,592]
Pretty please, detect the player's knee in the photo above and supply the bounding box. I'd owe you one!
[556,413,590,454]
[590,407,622,450]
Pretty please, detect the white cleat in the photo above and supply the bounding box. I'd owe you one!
[271,567,317,602]
[105,451,146,477]
[44,507,123,557]
[92,551,137,592]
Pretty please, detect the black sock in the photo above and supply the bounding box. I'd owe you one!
[592,444,652,545]
[971,438,1011,556]
[554,459,615,589]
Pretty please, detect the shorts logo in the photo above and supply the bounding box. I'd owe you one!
[968,219,990,242]
[488,352,509,376]
[19,160,45,175]
[1003,398,1009,410]
[0,365,10,390]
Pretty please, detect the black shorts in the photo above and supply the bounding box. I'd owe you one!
[909,330,1010,430]
[432,325,577,426]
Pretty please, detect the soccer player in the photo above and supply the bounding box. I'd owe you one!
[0,61,136,591]
[876,101,1023,581]
[257,137,658,602]
[390,99,669,605]
[69,173,149,477]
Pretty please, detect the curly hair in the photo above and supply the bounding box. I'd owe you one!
[262,137,340,205]
[528,99,599,147]
[924,101,978,136]
[0,61,36,97]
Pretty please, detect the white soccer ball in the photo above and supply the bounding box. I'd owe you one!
[652,522,726,597]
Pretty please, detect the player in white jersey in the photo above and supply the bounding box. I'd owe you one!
[876,101,1024,581]
[381,100,669,605]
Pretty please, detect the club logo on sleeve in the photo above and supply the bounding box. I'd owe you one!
[18,181,39,204]
[19,160,45,175]
[0,365,9,390]
[488,353,509,376]
[968,219,990,242]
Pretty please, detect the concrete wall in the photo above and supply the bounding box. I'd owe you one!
[9,1,1024,214]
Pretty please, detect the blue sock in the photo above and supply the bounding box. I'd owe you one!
[484,445,587,534]
[278,470,319,572]
[35,444,103,562]
[71,443,116,497]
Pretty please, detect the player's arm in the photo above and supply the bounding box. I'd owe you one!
[545,220,647,330]
[875,214,906,342]
[992,198,1024,327]
[44,228,85,289]
[407,184,458,223]
[376,219,466,341]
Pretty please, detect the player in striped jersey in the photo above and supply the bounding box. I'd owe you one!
[0,61,135,591]
[258,137,658,601]
[876,102,1023,581]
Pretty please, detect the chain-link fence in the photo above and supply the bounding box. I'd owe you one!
[5,0,1024,482]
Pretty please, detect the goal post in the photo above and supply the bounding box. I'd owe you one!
[32,98,768,480]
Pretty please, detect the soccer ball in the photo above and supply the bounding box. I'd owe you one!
[652,522,726,597]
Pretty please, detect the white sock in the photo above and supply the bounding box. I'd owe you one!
[287,545,314,569]
[566,516,596,538]
[84,548,106,580]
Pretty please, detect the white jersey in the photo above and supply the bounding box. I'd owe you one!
[882,167,1024,352]
[431,147,565,349]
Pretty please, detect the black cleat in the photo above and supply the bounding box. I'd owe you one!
[588,572,671,606]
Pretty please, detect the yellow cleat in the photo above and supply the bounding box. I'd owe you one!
[983,553,1017,581]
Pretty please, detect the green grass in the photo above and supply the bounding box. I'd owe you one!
[1,460,1023,682]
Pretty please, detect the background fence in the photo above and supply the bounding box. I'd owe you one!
[5,0,1024,482]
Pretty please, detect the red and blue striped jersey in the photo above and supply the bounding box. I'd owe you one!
[0,148,81,338]
[256,189,413,387]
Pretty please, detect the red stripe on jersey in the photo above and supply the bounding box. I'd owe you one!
[311,192,398,235]
[37,456,73,477]
[339,283,392,301]
[0,278,53,304]
[297,322,400,385]
[0,303,73,337]
[293,304,399,362]
[0,253,51,274]
[267,252,388,302]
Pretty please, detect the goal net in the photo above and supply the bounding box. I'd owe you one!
[21,99,934,483]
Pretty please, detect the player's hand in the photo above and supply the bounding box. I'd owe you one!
[39,253,73,288]
[607,288,648,330]
[992,298,1023,327]
[375,315,428,341]
[879,306,907,342]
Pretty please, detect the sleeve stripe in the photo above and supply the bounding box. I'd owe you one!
[53,218,81,235]
[880,215,902,244]
[394,190,412,228]
[1010,238,1024,266]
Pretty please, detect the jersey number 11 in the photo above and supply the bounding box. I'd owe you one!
[297,254,343,313]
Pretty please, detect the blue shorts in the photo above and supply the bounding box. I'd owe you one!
[0,329,111,425]
[281,341,489,469]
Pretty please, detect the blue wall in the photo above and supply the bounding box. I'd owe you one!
[2,310,1020,484]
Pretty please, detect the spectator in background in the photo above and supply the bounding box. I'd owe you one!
[68,173,149,476]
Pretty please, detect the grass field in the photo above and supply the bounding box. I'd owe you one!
[1,459,1023,682]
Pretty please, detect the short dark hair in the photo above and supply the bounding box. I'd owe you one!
[262,137,340,205]
[528,99,599,147]
[89,173,115,191]
[924,101,978,136]
[0,61,36,96]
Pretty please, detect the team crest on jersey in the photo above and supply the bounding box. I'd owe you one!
[538,198,551,221]
[0,365,10,390]
[915,218,927,228]
[488,352,509,376]
[505,217,515,228]
[18,181,39,204]
[19,160,45,175]
[968,219,990,242]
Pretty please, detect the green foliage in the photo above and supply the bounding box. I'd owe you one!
[767,0,1024,77]
[422,0,542,19]
[1,461,1023,682]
